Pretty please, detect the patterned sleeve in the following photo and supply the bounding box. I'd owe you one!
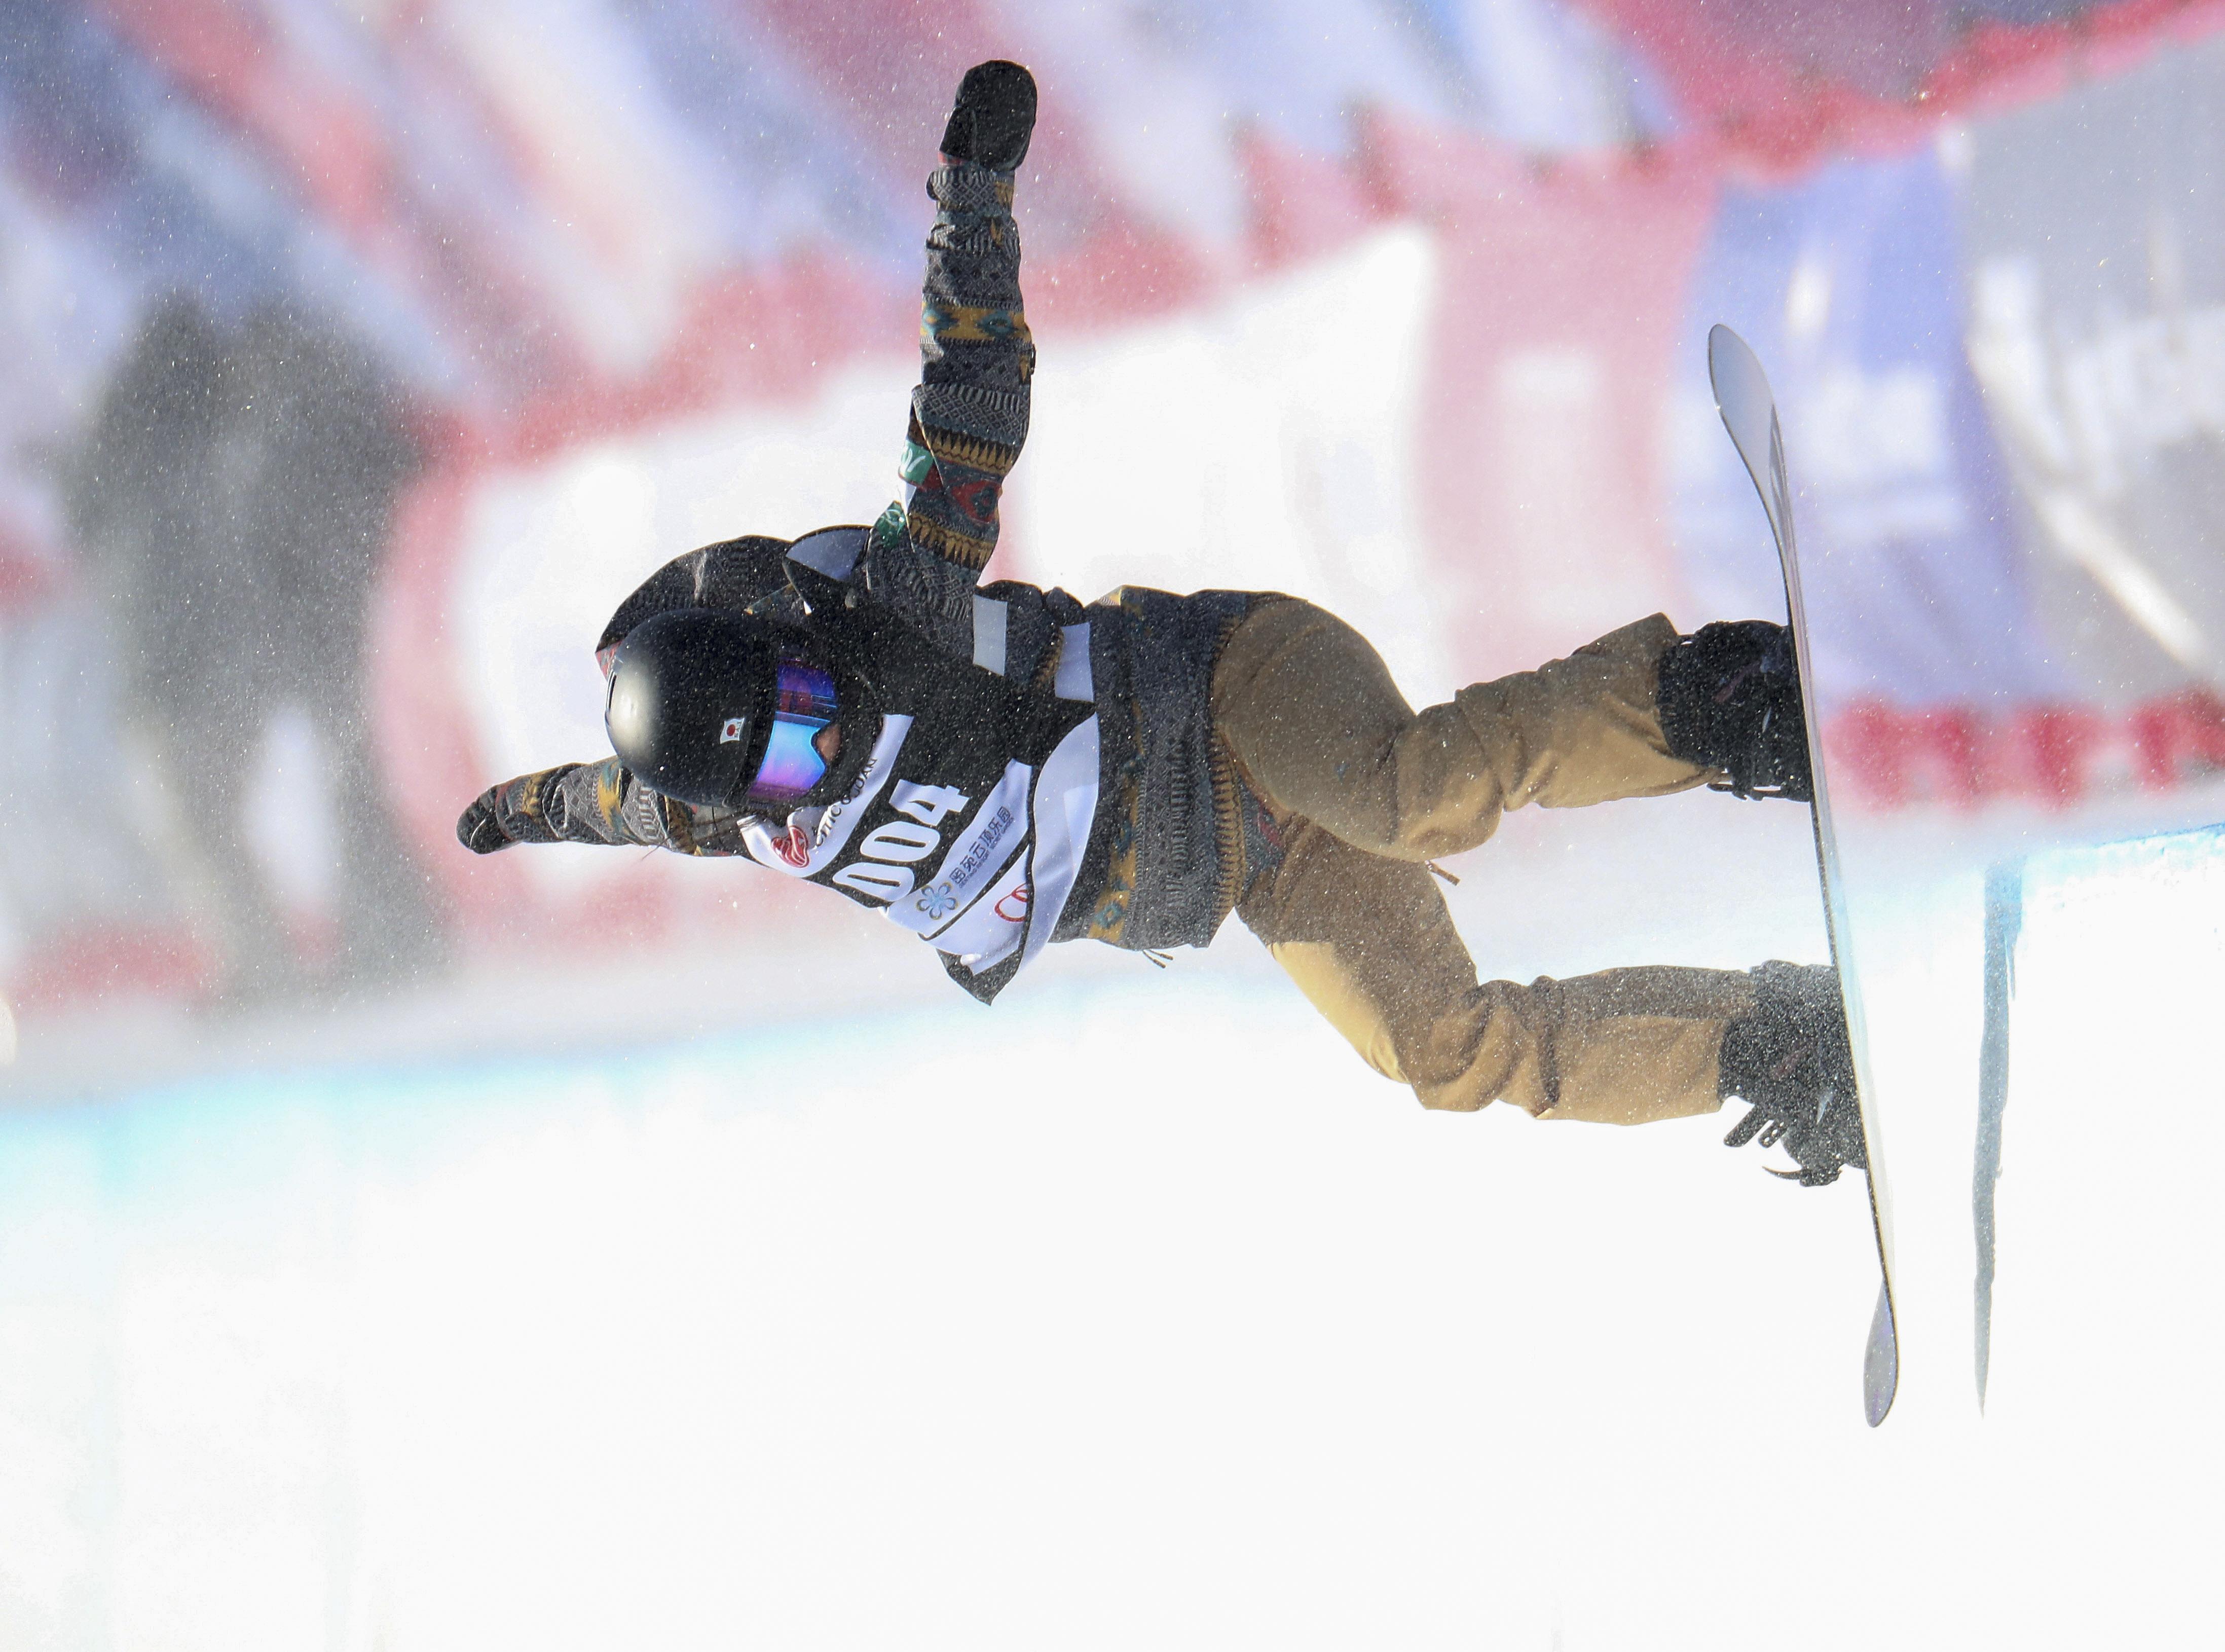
[894,158,1034,576]
[485,760,756,858]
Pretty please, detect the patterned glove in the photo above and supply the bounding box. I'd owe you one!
[456,765,578,854]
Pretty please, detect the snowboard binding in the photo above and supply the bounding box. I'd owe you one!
[1718,962,1867,1187]
[1657,620,1813,802]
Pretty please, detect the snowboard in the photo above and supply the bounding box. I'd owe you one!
[1707,324,1901,1427]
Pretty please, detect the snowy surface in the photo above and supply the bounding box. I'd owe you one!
[1985,825,2225,1441]
[7,12,2224,1647]
[0,786,2219,1649]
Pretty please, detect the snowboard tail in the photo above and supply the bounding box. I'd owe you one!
[1706,324,1900,1428]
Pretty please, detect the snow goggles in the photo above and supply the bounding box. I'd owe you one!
[742,658,841,805]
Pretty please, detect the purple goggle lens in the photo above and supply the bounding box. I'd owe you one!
[743,659,840,805]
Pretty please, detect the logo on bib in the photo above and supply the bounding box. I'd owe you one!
[771,823,811,867]
[994,884,1030,923]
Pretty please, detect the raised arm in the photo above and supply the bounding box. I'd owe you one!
[904,61,1037,571]
[852,62,1039,651]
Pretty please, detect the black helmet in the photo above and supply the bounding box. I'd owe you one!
[604,609,841,810]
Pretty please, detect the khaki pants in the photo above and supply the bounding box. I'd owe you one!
[1212,598,1756,1120]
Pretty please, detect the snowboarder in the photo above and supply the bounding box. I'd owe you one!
[458,61,1863,1185]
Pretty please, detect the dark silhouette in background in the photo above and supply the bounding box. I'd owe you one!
[66,296,446,1004]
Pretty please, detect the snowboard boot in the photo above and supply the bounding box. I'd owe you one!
[1718,962,1867,1186]
[940,61,1037,172]
[1656,620,1812,801]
